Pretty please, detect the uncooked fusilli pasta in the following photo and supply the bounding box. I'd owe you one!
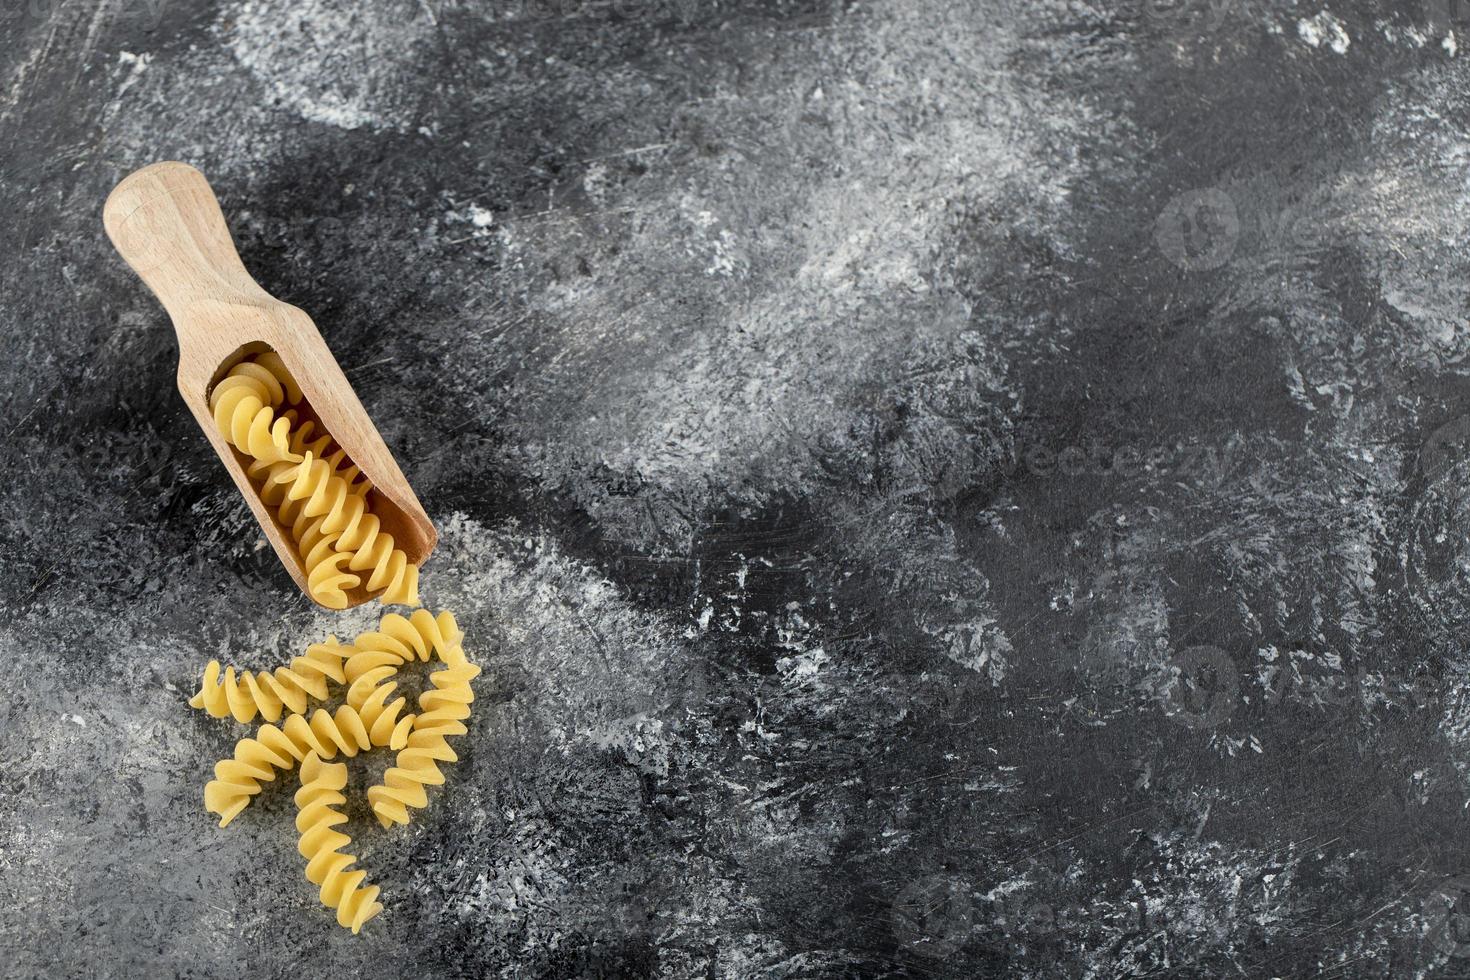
[367,649,480,828]
[206,703,385,827]
[343,609,463,683]
[188,638,351,724]
[209,360,297,471]
[189,351,478,933]
[295,752,383,933]
[211,354,419,609]
[265,450,419,607]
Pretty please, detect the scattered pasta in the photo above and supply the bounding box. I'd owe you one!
[295,752,383,933]
[368,650,480,829]
[189,638,351,724]
[343,610,463,683]
[205,704,376,828]
[192,352,476,933]
[197,607,478,933]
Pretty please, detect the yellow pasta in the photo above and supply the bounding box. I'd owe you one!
[211,358,361,608]
[367,649,480,828]
[209,361,298,469]
[344,666,417,747]
[205,701,405,828]
[235,353,363,491]
[210,354,418,609]
[295,752,383,933]
[240,413,365,494]
[190,351,478,933]
[258,463,365,610]
[266,451,419,607]
[281,413,369,493]
[260,352,372,498]
[188,638,351,724]
[253,350,302,404]
[188,611,460,723]
[297,515,362,610]
[343,609,464,683]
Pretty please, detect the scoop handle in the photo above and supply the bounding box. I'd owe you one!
[103,161,274,322]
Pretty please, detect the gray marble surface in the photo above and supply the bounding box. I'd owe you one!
[6,0,1470,976]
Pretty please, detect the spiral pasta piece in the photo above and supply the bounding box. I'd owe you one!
[211,355,396,610]
[335,504,419,607]
[249,354,368,494]
[204,704,377,828]
[256,462,362,609]
[282,412,369,493]
[188,637,352,724]
[295,752,383,933]
[267,451,420,607]
[246,354,361,487]
[253,351,302,405]
[299,516,361,611]
[244,455,364,609]
[209,362,300,469]
[242,411,365,492]
[343,609,464,683]
[344,666,416,750]
[367,650,480,828]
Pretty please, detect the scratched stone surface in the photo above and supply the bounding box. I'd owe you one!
[6,0,1470,976]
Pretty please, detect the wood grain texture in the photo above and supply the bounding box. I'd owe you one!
[102,161,436,606]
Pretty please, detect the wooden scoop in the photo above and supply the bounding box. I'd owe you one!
[103,161,436,607]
